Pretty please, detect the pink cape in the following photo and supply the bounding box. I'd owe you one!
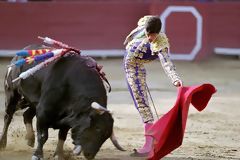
[147,84,216,160]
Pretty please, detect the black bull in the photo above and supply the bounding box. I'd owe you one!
[0,45,124,160]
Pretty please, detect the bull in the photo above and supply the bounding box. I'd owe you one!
[0,45,124,160]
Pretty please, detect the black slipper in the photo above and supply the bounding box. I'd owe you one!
[130,149,149,157]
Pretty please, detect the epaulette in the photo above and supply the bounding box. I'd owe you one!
[151,32,170,53]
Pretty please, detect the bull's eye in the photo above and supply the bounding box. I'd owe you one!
[96,128,101,133]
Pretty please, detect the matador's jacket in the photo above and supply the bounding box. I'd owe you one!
[124,16,181,123]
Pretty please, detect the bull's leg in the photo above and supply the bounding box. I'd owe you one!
[0,91,20,150]
[54,128,69,160]
[23,107,36,147]
[32,120,48,160]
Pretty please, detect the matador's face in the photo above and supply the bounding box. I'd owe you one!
[145,31,158,43]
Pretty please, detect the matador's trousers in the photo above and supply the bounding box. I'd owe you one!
[124,57,154,123]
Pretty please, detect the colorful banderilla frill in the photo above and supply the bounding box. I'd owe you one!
[11,36,81,82]
[16,49,51,56]
[12,53,62,83]
[12,49,64,67]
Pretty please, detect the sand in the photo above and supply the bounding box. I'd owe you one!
[0,55,239,160]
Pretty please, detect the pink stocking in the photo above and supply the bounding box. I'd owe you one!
[137,123,153,153]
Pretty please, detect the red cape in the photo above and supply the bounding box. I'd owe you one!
[147,84,216,160]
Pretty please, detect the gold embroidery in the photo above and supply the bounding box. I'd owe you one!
[124,19,181,122]
[150,33,170,53]
[159,50,181,83]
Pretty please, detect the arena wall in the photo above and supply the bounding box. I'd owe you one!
[0,1,239,60]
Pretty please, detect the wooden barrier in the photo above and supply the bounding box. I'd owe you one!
[0,1,239,60]
[150,2,240,60]
[0,1,149,49]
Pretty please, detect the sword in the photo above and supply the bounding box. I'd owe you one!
[146,84,159,119]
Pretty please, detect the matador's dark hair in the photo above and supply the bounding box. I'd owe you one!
[145,16,162,34]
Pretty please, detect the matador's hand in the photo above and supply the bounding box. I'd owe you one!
[173,80,183,87]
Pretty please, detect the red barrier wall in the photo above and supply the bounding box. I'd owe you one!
[0,1,240,60]
[150,2,240,60]
[0,1,149,49]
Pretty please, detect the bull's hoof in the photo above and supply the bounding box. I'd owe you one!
[0,142,6,150]
[53,150,65,160]
[32,155,43,160]
[0,144,6,150]
[0,137,7,150]
[53,155,66,160]
[25,133,35,148]
[26,138,35,148]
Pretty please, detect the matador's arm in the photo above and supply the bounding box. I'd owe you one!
[151,33,182,85]
[158,48,181,84]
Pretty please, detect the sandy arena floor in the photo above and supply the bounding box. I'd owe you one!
[0,55,239,160]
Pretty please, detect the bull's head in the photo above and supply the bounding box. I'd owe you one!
[71,102,124,160]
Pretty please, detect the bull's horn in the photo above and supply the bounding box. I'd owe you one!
[91,102,110,113]
[110,130,126,151]
[73,145,82,155]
